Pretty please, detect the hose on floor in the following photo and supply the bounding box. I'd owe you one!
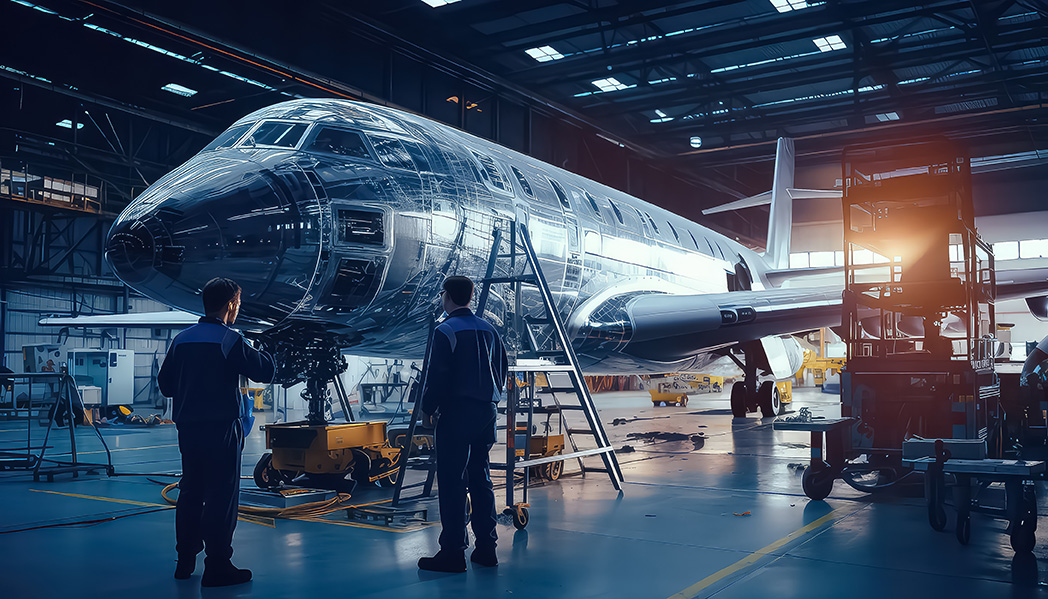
[160,482,354,518]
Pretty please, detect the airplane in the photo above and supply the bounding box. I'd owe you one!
[43,98,1048,420]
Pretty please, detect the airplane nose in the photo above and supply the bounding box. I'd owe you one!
[105,218,156,284]
[105,154,321,323]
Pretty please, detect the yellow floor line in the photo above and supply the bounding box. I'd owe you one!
[78,443,180,455]
[667,505,863,599]
[29,488,274,527]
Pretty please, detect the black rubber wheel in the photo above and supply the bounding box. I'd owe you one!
[548,459,563,481]
[925,474,947,531]
[253,453,284,490]
[801,461,835,501]
[1011,523,1036,553]
[513,506,529,530]
[956,514,972,545]
[349,450,373,485]
[758,381,779,418]
[730,383,747,417]
[929,505,948,532]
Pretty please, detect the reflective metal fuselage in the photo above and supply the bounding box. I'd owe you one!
[107,99,769,373]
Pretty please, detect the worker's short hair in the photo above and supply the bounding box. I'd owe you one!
[443,276,473,307]
[202,277,241,317]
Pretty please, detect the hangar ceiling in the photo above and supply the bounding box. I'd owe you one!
[1,0,1046,228]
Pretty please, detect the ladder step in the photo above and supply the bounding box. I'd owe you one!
[540,386,580,393]
[582,467,610,473]
[567,428,595,435]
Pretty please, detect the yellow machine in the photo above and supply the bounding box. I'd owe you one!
[253,421,402,490]
[516,433,566,481]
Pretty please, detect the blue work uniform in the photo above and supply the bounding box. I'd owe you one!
[158,316,275,568]
[421,307,508,554]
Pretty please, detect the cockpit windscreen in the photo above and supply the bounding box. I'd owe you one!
[306,127,372,160]
[202,123,252,152]
[241,121,308,148]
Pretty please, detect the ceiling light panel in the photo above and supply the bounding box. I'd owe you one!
[592,77,629,92]
[525,45,564,63]
[161,83,198,97]
[770,0,808,12]
[421,0,461,6]
[813,35,846,52]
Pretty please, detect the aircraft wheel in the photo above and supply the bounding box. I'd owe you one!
[730,383,747,417]
[758,382,779,418]
[801,461,835,501]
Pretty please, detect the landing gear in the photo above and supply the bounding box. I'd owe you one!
[758,381,782,418]
[730,383,747,418]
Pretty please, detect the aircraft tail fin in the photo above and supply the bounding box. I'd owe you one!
[764,137,795,270]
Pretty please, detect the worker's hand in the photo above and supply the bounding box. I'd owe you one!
[422,411,438,428]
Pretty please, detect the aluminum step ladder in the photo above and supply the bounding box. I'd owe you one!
[478,220,624,495]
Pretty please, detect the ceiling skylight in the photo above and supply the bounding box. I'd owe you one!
[56,119,83,129]
[592,77,629,92]
[650,109,674,124]
[161,83,198,97]
[770,0,808,12]
[525,45,564,63]
[813,35,846,52]
[875,112,900,122]
[421,0,461,6]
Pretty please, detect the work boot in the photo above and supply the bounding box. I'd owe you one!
[200,563,252,587]
[470,546,498,567]
[174,556,196,580]
[417,550,466,573]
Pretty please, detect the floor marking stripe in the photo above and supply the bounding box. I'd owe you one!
[667,505,861,599]
[29,489,274,527]
[78,443,180,455]
[290,515,434,533]
[30,488,166,507]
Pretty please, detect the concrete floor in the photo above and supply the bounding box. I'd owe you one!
[0,387,1045,598]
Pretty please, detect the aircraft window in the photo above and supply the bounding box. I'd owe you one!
[243,121,308,148]
[335,209,384,247]
[471,151,510,194]
[369,136,416,171]
[512,167,534,198]
[607,199,625,224]
[402,141,431,172]
[643,212,660,234]
[203,123,252,151]
[583,192,604,221]
[688,230,700,250]
[305,127,371,159]
[548,179,571,210]
[666,220,680,242]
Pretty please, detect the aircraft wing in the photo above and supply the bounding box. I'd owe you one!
[576,285,842,363]
[38,311,199,327]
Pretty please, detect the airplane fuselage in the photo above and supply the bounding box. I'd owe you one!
[107,99,771,373]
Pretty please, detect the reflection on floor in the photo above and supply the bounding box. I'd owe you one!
[0,387,1044,598]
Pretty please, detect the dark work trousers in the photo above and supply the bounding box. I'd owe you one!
[436,401,498,553]
[175,420,243,566]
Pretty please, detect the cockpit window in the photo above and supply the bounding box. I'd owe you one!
[241,121,308,148]
[306,127,371,159]
[202,123,252,152]
[368,136,416,171]
[512,167,534,198]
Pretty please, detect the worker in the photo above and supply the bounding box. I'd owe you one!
[158,277,275,587]
[418,275,508,573]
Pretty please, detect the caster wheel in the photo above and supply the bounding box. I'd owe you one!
[1011,523,1036,553]
[802,461,835,501]
[956,514,971,545]
[929,505,947,532]
[730,383,747,417]
[253,453,294,490]
[512,506,529,530]
[548,459,563,481]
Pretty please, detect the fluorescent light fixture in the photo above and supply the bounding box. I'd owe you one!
[813,35,846,52]
[690,136,702,148]
[650,109,674,123]
[161,83,197,97]
[524,45,564,63]
[875,112,900,122]
[592,77,629,92]
[770,0,808,12]
[56,119,83,129]
[421,0,461,6]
